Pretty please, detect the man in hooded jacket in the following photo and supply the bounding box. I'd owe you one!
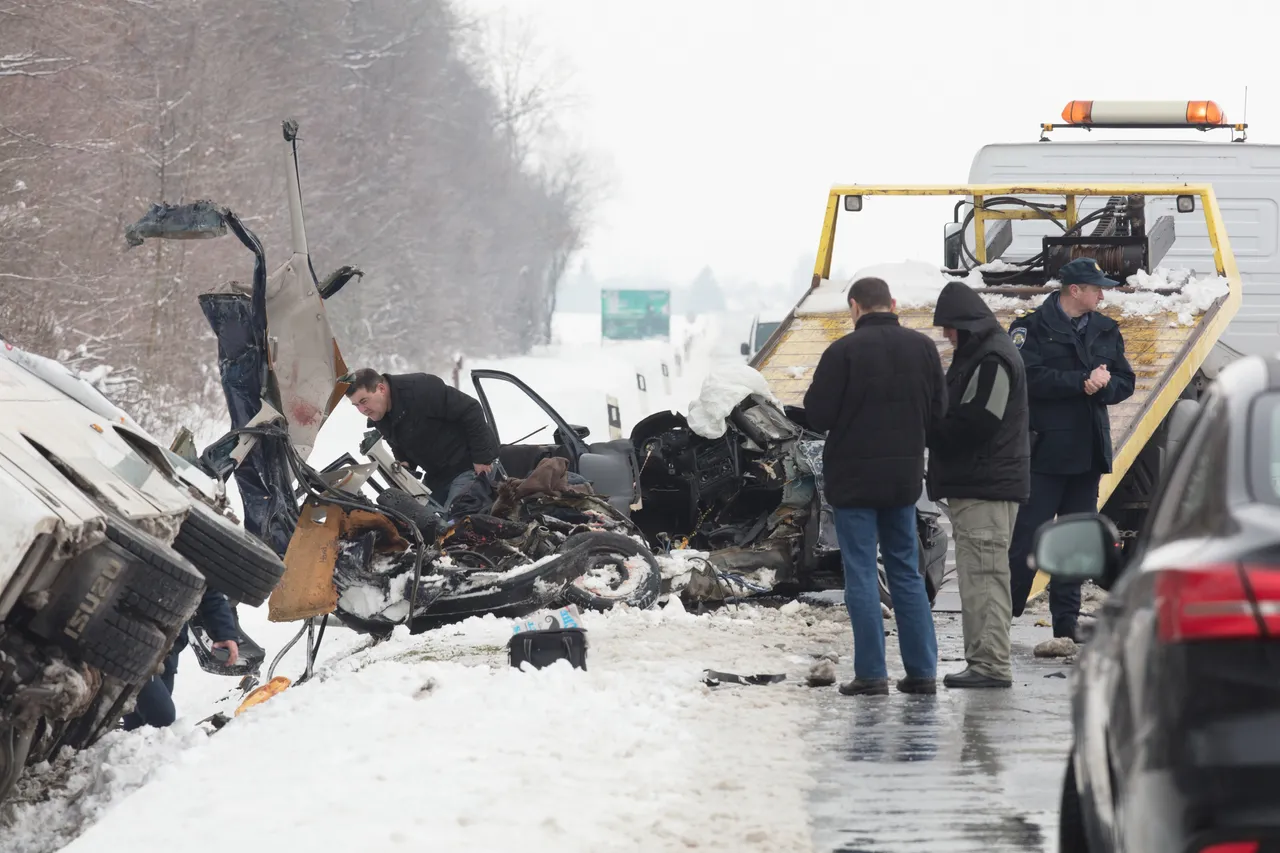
[929,281,1030,688]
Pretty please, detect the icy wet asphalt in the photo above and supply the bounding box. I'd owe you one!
[804,609,1074,853]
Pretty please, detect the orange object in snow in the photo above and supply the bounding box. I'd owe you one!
[234,676,292,716]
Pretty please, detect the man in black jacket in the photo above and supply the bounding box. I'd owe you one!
[344,367,500,512]
[929,281,1030,689]
[804,277,947,696]
[1007,258,1136,640]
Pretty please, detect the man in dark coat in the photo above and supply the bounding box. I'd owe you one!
[804,276,947,696]
[122,588,239,730]
[1007,257,1136,640]
[343,367,500,512]
[929,281,1030,688]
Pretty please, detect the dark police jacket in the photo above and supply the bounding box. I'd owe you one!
[370,373,500,494]
[1008,292,1135,476]
[803,312,947,509]
[927,282,1030,503]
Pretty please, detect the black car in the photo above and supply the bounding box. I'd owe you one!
[1032,353,1280,853]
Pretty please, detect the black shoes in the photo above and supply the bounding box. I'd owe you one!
[943,668,1013,689]
[838,677,937,695]
[839,678,889,696]
[896,676,937,695]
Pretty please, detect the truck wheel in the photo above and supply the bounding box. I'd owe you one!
[556,531,662,611]
[102,518,206,631]
[172,502,287,607]
[31,519,202,683]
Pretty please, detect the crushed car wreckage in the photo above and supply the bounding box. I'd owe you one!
[628,363,947,609]
[119,119,944,710]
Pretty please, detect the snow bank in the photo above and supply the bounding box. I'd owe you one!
[686,364,779,439]
[26,604,841,853]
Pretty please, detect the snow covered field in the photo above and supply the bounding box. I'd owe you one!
[2,310,857,853]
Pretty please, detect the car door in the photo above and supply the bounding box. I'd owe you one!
[1084,391,1228,848]
[470,369,640,515]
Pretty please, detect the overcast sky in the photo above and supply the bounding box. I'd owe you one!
[460,0,1277,287]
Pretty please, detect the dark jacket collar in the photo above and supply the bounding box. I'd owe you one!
[1041,291,1117,334]
[855,311,900,330]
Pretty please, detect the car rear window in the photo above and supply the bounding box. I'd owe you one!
[1249,392,1280,504]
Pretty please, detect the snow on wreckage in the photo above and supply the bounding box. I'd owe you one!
[98,120,763,717]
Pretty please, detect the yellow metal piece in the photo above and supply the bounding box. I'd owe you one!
[269,501,344,623]
[973,195,987,265]
[789,182,1242,606]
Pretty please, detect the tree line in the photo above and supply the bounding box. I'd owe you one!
[1,0,591,435]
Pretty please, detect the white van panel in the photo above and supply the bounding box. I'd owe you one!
[970,141,1280,355]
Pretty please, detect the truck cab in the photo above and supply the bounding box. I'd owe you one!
[740,312,785,360]
[969,98,1274,364]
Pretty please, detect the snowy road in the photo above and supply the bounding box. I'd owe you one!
[0,310,1077,852]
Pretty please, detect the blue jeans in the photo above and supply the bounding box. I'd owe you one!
[834,505,938,681]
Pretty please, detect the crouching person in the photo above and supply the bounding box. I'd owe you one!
[804,276,947,696]
[122,589,240,730]
[928,281,1030,689]
[342,368,500,514]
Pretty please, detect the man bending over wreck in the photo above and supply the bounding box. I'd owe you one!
[343,367,500,512]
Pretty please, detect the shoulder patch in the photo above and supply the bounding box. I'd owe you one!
[1011,327,1027,350]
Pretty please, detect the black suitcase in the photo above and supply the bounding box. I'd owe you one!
[508,627,588,671]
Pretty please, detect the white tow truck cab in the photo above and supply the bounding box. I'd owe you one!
[967,98,1278,363]
[740,312,786,360]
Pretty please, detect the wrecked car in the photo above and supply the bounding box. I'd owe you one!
[628,364,948,608]
[0,338,287,807]
[122,120,667,689]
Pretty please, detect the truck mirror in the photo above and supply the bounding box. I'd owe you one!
[740,342,750,356]
[943,221,964,269]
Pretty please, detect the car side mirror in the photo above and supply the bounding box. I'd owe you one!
[740,342,750,356]
[554,424,591,444]
[1030,513,1122,583]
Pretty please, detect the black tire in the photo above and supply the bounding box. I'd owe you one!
[32,519,200,683]
[64,596,167,684]
[405,555,578,633]
[102,518,205,631]
[172,502,286,606]
[556,531,662,612]
[1060,749,1090,853]
[376,488,444,540]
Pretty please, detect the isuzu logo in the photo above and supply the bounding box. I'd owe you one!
[63,558,123,640]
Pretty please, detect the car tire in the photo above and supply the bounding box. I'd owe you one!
[556,531,662,612]
[1060,750,1090,853]
[172,501,287,607]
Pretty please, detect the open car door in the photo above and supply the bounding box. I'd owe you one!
[470,369,640,515]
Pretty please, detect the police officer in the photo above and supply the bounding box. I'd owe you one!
[1006,257,1135,640]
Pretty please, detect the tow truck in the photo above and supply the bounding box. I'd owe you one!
[749,179,1241,605]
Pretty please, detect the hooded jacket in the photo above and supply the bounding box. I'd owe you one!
[927,281,1030,502]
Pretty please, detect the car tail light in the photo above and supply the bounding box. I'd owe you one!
[1156,563,1276,642]
[1198,842,1259,853]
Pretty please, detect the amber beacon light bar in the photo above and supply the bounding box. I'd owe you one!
[1040,99,1247,141]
